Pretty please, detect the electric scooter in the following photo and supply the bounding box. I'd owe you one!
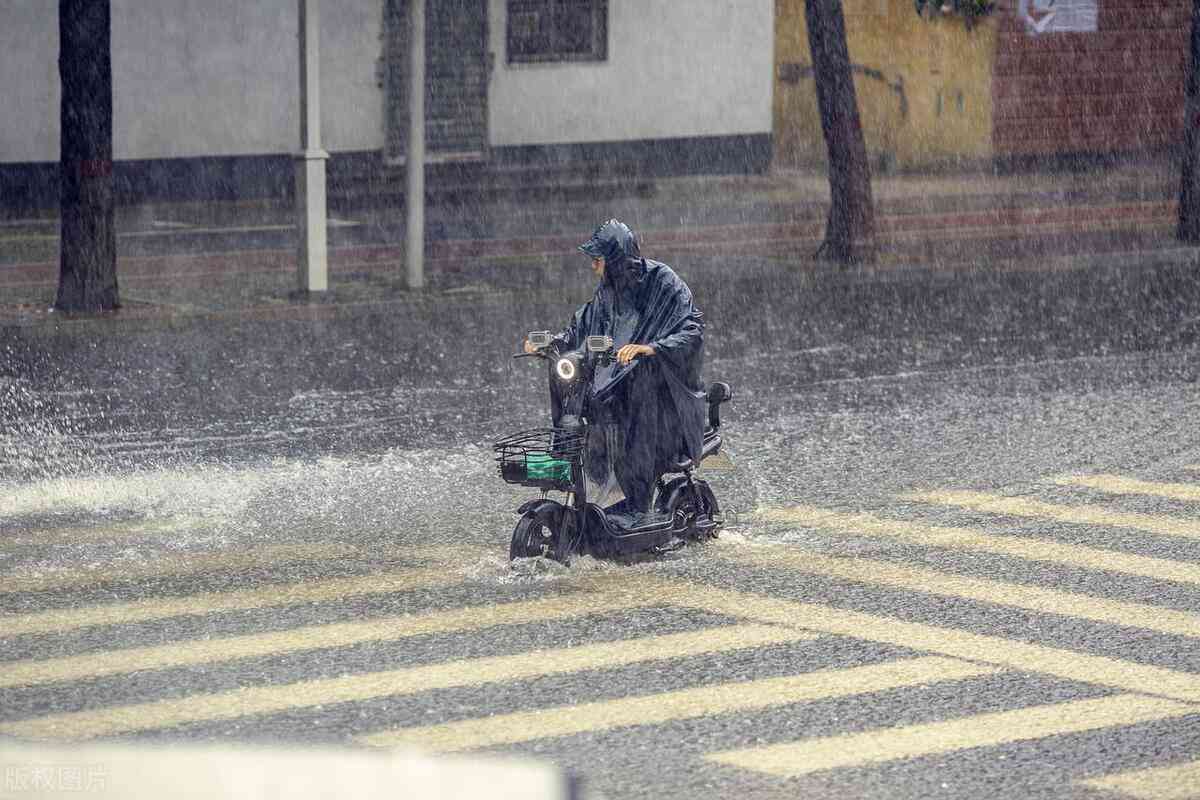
[494,331,732,564]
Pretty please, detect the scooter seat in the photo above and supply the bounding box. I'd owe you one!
[668,432,722,473]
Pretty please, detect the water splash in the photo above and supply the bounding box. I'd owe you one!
[0,370,109,484]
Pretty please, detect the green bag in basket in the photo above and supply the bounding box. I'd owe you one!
[525,453,571,482]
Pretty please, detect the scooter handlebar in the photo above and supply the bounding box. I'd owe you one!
[512,348,638,365]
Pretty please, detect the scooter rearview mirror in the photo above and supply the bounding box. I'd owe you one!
[527,331,553,349]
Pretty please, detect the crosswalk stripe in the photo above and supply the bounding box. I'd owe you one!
[0,590,649,689]
[636,577,1200,703]
[358,656,1001,752]
[0,544,358,593]
[1055,474,1200,504]
[1078,758,1200,799]
[0,518,207,548]
[705,694,1197,778]
[755,504,1200,587]
[724,545,1200,640]
[905,489,1200,540]
[1,568,458,637]
[0,624,815,740]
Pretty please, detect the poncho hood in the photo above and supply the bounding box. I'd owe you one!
[578,218,641,267]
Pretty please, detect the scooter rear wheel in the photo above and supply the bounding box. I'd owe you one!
[510,503,576,563]
[658,477,721,541]
[691,480,721,538]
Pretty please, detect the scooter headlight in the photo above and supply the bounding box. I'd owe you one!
[555,357,578,382]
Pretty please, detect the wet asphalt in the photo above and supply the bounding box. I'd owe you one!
[2,248,1200,799]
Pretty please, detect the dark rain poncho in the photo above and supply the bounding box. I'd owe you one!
[552,220,706,515]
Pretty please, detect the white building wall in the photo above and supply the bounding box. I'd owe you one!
[112,1,295,159]
[487,0,773,146]
[318,0,384,153]
[0,0,382,164]
[0,6,61,163]
[0,0,771,165]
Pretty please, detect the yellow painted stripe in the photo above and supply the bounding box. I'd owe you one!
[0,590,648,689]
[706,694,1196,777]
[0,518,209,548]
[407,544,492,565]
[0,544,358,593]
[906,490,1200,540]
[726,545,1200,640]
[636,577,1200,703]
[1,568,458,637]
[0,624,813,740]
[359,656,1001,752]
[1079,758,1200,799]
[698,451,736,473]
[1056,474,1200,504]
[756,505,1200,587]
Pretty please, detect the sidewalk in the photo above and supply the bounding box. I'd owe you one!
[0,158,1191,332]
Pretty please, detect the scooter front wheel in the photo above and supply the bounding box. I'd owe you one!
[509,502,577,563]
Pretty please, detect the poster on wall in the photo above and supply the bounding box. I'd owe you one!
[1017,0,1098,34]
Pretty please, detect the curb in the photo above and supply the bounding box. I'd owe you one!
[0,200,1178,289]
[6,245,1199,337]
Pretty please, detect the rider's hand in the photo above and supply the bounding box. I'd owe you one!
[616,343,655,365]
[523,339,536,354]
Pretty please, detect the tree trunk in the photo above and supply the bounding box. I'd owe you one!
[57,0,119,312]
[1179,0,1200,243]
[804,0,876,264]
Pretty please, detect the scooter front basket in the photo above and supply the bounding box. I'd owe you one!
[493,427,585,490]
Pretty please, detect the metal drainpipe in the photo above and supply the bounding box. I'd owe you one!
[296,0,329,294]
[406,0,425,289]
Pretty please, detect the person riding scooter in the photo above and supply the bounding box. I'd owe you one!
[522,219,707,530]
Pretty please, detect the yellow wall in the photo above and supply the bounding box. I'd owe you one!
[773,0,997,170]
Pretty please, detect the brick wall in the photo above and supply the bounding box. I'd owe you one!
[992,0,1190,157]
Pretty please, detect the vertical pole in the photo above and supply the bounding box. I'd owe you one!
[406,0,425,289]
[296,0,329,293]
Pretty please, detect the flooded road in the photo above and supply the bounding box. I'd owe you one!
[4,256,1200,799]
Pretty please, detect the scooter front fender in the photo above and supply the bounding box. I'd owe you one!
[516,498,569,518]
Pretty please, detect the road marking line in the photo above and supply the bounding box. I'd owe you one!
[358,656,1001,752]
[1055,474,1200,504]
[0,518,211,548]
[698,451,736,472]
[636,577,1200,703]
[0,624,814,740]
[724,545,1200,640]
[756,504,1200,587]
[0,590,649,689]
[1078,758,1200,799]
[905,490,1200,540]
[408,544,493,565]
[706,694,1196,778]
[0,544,358,593]
[1,568,459,637]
